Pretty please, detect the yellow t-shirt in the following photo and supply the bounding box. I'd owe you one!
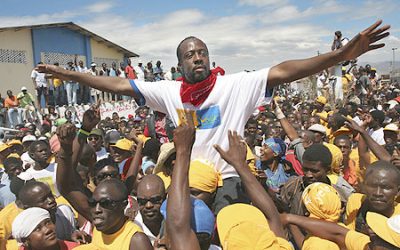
[302,235,340,250]
[53,79,62,88]
[349,149,378,183]
[157,172,171,190]
[345,230,371,250]
[90,220,142,250]
[0,203,22,250]
[346,193,400,230]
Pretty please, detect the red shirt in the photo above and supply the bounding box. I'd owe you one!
[21,240,79,250]
[125,65,137,80]
[4,96,19,108]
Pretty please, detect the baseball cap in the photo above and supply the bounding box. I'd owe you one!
[384,123,399,133]
[110,138,133,152]
[308,124,327,135]
[90,62,97,67]
[22,135,37,143]
[160,197,215,236]
[21,86,27,91]
[316,96,327,105]
[89,128,104,138]
[367,212,400,247]
[104,130,121,144]
[7,139,22,146]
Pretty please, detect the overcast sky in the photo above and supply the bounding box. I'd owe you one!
[1,0,399,73]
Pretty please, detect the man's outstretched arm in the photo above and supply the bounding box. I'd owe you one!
[37,65,137,98]
[268,20,390,87]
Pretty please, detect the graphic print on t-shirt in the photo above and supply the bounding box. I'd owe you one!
[177,105,221,130]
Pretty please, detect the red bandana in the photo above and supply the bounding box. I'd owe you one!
[179,67,225,107]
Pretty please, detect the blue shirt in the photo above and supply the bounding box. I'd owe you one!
[0,176,16,208]
[264,163,290,192]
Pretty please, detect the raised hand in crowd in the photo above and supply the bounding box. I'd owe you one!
[166,110,200,250]
[344,115,391,163]
[215,130,286,239]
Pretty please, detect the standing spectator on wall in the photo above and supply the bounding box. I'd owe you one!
[4,90,22,128]
[153,60,164,81]
[144,62,155,82]
[0,93,6,127]
[109,62,119,101]
[17,87,37,123]
[75,58,89,105]
[125,58,137,80]
[31,62,48,108]
[135,60,145,81]
[99,63,110,102]
[65,61,78,106]
[88,62,99,103]
[118,62,126,78]
[52,62,66,106]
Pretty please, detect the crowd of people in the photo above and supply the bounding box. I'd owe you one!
[0,57,186,130]
[0,20,398,250]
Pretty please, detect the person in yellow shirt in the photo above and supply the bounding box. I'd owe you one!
[301,182,343,250]
[282,211,400,249]
[346,161,400,233]
[56,123,152,249]
[313,96,328,127]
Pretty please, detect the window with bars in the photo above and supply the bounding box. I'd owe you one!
[0,49,27,64]
[40,52,86,67]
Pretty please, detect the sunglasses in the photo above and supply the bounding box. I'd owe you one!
[88,197,126,209]
[137,196,164,206]
[96,172,119,181]
[88,136,100,141]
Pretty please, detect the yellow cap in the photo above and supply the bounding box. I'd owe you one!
[302,182,341,222]
[217,204,292,249]
[7,153,20,159]
[316,96,327,105]
[189,159,222,193]
[367,212,400,247]
[0,143,10,153]
[7,139,22,146]
[384,123,399,133]
[111,138,133,151]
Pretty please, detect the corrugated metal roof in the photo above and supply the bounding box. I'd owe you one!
[0,22,139,57]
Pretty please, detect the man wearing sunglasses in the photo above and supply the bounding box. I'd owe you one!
[87,129,109,162]
[135,174,166,245]
[56,120,152,249]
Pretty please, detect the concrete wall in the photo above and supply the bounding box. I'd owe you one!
[0,29,35,96]
[90,38,125,67]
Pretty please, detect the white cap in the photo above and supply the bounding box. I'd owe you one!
[91,62,97,67]
[21,86,27,91]
[22,135,36,143]
[308,124,327,135]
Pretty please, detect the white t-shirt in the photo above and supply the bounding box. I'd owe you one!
[131,68,271,179]
[135,66,145,81]
[20,162,59,196]
[368,127,385,145]
[96,147,109,161]
[134,212,157,245]
[31,69,48,87]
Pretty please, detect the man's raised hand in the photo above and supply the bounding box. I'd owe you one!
[173,110,196,153]
[340,20,390,61]
[56,123,76,147]
[214,130,247,168]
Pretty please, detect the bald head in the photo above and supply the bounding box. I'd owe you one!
[94,178,128,201]
[137,174,165,198]
[19,181,49,205]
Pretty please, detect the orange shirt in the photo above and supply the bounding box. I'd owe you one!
[4,96,18,108]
